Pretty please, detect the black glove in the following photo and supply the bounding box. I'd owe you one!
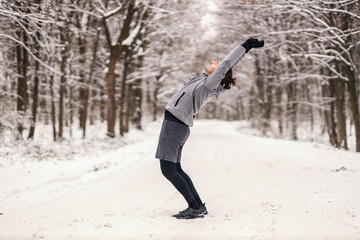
[241,38,265,52]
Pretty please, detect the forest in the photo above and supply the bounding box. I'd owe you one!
[1,0,360,152]
[1,1,360,239]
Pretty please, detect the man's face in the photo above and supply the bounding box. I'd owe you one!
[205,61,219,75]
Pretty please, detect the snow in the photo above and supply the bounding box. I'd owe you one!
[199,0,218,40]
[122,24,141,46]
[1,119,360,239]
[103,5,123,19]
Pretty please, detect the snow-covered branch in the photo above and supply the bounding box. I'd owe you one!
[103,4,123,19]
[0,33,60,75]
[122,24,140,46]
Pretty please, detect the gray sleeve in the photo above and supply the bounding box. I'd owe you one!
[204,45,246,91]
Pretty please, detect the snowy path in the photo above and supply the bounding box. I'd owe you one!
[1,120,360,240]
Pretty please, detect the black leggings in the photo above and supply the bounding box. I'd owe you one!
[160,160,202,207]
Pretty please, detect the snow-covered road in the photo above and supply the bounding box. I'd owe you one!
[1,120,360,240]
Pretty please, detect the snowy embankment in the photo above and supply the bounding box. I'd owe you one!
[1,120,360,240]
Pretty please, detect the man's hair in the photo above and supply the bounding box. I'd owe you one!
[220,68,237,89]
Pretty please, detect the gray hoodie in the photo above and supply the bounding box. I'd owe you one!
[165,45,246,127]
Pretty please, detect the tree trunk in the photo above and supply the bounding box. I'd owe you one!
[76,9,90,132]
[340,2,360,151]
[329,79,338,146]
[249,81,262,128]
[235,96,242,120]
[323,79,338,146]
[83,27,100,138]
[306,83,314,132]
[78,37,87,130]
[89,88,96,125]
[103,0,136,137]
[254,55,265,131]
[130,80,142,130]
[248,85,255,122]
[100,85,106,122]
[68,84,73,138]
[287,80,298,140]
[264,76,273,131]
[49,70,57,142]
[334,64,348,149]
[153,80,160,121]
[132,38,146,130]
[16,28,27,138]
[22,27,29,112]
[344,65,360,152]
[275,83,283,135]
[239,96,245,120]
[146,79,151,110]
[68,59,74,138]
[58,31,69,140]
[120,48,130,136]
[263,53,273,132]
[125,82,133,133]
[106,52,117,137]
[28,31,40,139]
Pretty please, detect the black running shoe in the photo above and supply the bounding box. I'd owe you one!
[172,207,205,219]
[172,207,190,218]
[199,203,208,215]
[177,203,208,215]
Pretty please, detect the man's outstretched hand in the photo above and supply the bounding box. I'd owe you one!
[241,38,265,52]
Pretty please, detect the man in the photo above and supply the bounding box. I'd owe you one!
[155,38,265,219]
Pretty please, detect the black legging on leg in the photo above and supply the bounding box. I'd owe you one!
[175,162,203,206]
[160,160,202,208]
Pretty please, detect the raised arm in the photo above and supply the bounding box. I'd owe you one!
[204,38,264,91]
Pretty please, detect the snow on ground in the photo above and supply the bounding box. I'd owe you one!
[0,120,153,167]
[1,119,360,240]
